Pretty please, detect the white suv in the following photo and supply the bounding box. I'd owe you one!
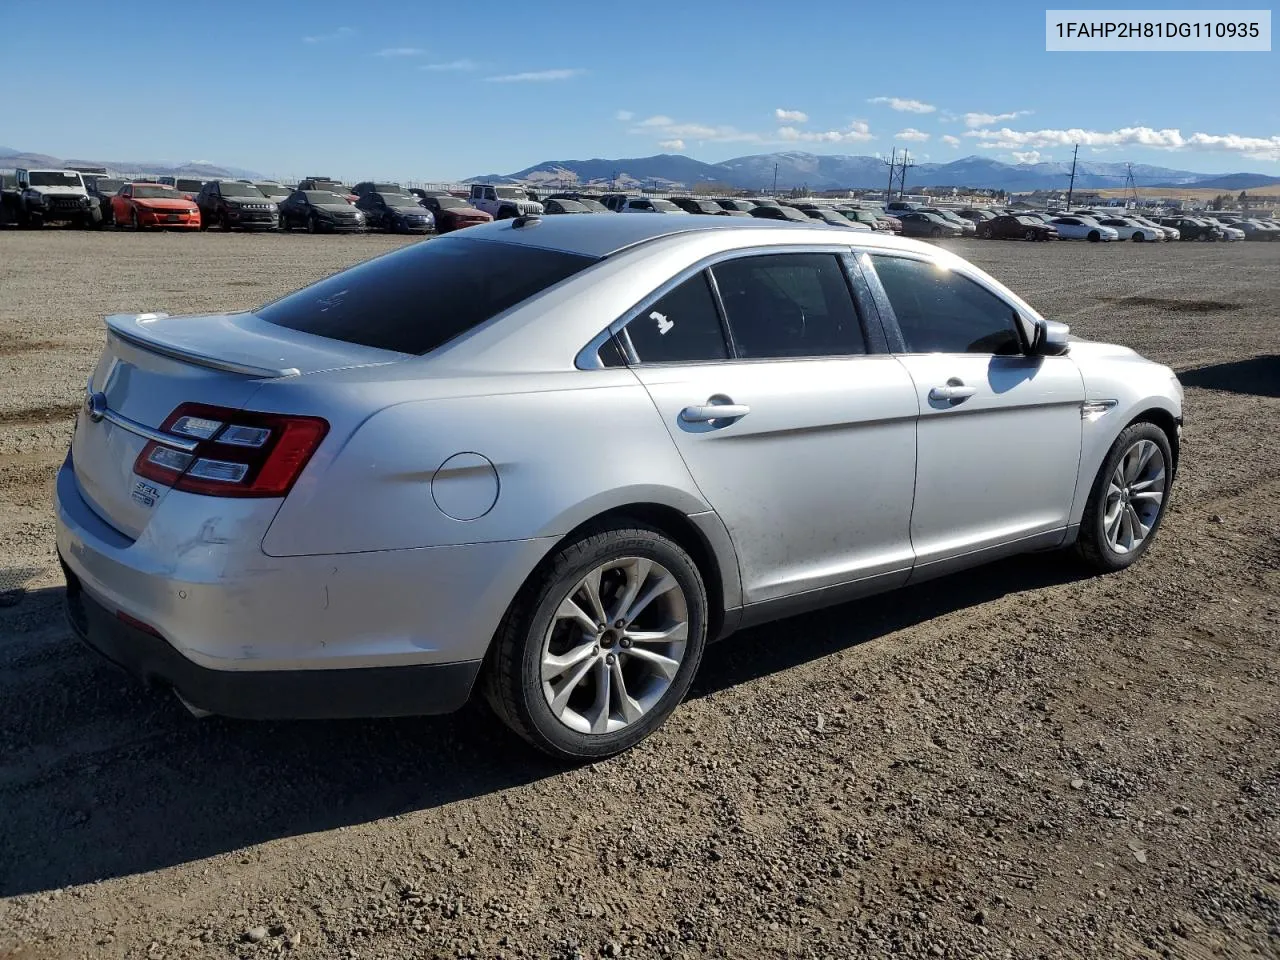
[468,184,543,219]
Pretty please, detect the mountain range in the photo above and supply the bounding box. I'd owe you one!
[0,147,264,181]
[470,152,1280,193]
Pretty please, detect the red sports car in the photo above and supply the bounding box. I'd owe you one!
[111,183,202,229]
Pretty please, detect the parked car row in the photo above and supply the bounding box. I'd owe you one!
[7,167,1277,243]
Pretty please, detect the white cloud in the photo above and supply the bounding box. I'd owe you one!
[775,108,809,123]
[484,68,585,82]
[1011,150,1045,164]
[941,134,961,147]
[375,47,424,57]
[896,127,930,142]
[638,115,674,127]
[868,96,936,114]
[777,120,874,143]
[615,110,634,121]
[965,125,1280,161]
[421,59,478,71]
[303,26,354,43]
[658,139,686,151]
[963,110,1031,128]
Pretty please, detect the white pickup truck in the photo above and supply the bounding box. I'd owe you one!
[14,168,96,227]
[468,183,543,219]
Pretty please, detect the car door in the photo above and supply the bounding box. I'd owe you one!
[863,251,1084,576]
[620,250,919,610]
[112,185,130,222]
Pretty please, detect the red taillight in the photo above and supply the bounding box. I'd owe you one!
[117,609,163,638]
[133,403,328,498]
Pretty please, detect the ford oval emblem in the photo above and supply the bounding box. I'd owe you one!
[85,391,108,423]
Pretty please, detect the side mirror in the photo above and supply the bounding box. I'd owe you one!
[1025,315,1071,356]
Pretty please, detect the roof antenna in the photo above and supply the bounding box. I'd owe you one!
[511,214,542,229]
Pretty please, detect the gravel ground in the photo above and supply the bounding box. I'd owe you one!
[0,232,1277,960]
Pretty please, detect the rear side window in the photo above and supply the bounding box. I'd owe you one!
[869,255,1022,355]
[621,273,728,364]
[258,237,597,354]
[711,254,866,358]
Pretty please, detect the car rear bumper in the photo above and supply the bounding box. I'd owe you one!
[55,452,553,717]
[63,564,480,718]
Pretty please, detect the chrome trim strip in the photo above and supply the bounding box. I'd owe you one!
[106,314,301,379]
[102,408,200,452]
[85,378,200,452]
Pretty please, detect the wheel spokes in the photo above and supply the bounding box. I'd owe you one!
[542,639,598,682]
[587,657,612,734]
[624,621,688,645]
[621,570,678,625]
[549,656,596,714]
[610,658,644,724]
[555,595,599,638]
[623,645,681,681]
[608,557,652,623]
[578,567,608,627]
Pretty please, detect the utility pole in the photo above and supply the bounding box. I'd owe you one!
[883,148,897,203]
[1124,162,1139,208]
[1066,143,1079,208]
[898,151,915,199]
[772,162,778,195]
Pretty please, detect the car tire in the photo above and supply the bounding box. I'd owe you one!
[1087,230,1101,242]
[198,210,208,231]
[1133,232,1144,242]
[131,208,140,231]
[483,523,709,761]
[978,226,991,239]
[1024,229,1036,241]
[220,210,232,231]
[1075,421,1173,573]
[279,213,290,232]
[307,214,319,234]
[929,226,942,238]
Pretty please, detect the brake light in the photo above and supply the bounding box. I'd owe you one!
[133,403,328,498]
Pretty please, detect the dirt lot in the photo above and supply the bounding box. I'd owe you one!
[1,232,1277,960]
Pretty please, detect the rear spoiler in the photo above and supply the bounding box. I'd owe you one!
[104,313,300,379]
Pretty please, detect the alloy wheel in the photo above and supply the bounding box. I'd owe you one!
[1103,439,1167,554]
[540,557,688,735]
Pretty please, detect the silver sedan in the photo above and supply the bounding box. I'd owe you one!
[57,215,1183,759]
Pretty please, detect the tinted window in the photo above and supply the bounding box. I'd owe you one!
[259,238,598,355]
[870,255,1022,355]
[712,254,865,359]
[623,273,727,364]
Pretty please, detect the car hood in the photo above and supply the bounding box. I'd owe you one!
[134,198,195,210]
[315,203,359,215]
[387,206,430,216]
[29,185,86,196]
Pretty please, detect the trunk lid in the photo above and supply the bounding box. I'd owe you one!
[72,312,405,539]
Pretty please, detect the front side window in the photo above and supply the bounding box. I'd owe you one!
[869,255,1023,355]
[711,254,865,358]
[621,273,727,364]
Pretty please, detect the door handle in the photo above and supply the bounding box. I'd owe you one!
[929,382,977,403]
[680,402,750,423]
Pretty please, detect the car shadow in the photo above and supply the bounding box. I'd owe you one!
[1179,355,1280,399]
[0,552,1087,896]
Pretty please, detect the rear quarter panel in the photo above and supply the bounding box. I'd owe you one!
[258,369,713,557]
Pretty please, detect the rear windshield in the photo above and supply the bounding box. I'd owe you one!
[133,185,183,199]
[219,181,265,197]
[30,171,83,187]
[175,179,204,192]
[257,237,599,354]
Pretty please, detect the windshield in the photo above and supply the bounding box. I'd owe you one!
[1016,217,1038,225]
[383,194,422,208]
[175,179,204,192]
[219,182,265,198]
[259,237,599,354]
[311,181,346,193]
[133,185,183,199]
[578,198,607,212]
[553,200,587,212]
[304,191,347,205]
[650,199,682,212]
[255,183,288,198]
[434,196,467,209]
[95,179,124,194]
[29,171,83,188]
[495,187,525,200]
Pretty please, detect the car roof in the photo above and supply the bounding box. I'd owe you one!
[453,213,944,259]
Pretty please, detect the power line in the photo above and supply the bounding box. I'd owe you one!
[898,150,916,199]
[883,148,897,203]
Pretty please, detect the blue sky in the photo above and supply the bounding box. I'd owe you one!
[1,0,1275,180]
